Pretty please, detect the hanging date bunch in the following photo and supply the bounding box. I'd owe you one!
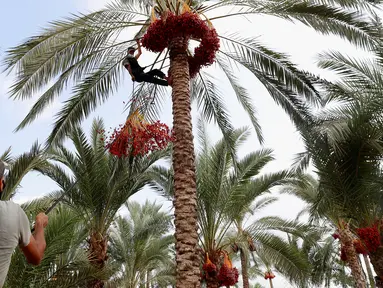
[202,253,217,277]
[217,251,239,287]
[356,223,381,253]
[264,270,275,280]
[332,232,368,255]
[141,1,220,79]
[105,110,173,157]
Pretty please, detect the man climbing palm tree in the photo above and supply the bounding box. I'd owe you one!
[123,39,171,86]
[0,161,48,288]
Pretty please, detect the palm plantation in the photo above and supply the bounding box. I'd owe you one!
[149,123,319,287]
[2,0,383,287]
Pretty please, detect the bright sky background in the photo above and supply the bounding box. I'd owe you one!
[0,0,372,287]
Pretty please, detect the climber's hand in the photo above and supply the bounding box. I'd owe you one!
[136,39,141,45]
[131,76,135,81]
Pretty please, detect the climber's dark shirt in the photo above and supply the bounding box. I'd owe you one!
[123,55,143,74]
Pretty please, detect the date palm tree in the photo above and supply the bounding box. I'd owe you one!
[150,122,314,288]
[107,201,174,288]
[39,118,169,287]
[4,201,104,288]
[285,82,383,288]
[3,1,380,286]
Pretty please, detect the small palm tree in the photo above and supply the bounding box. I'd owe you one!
[0,143,49,200]
[107,201,174,288]
[4,199,103,288]
[40,118,169,287]
[150,121,313,288]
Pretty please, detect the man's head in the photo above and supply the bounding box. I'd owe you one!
[0,161,6,193]
[128,46,136,55]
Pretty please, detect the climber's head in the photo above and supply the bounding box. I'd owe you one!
[128,46,136,55]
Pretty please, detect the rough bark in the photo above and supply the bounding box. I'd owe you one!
[376,277,383,288]
[339,225,367,288]
[169,37,200,288]
[87,232,108,288]
[239,249,250,288]
[363,254,376,288]
[369,247,383,288]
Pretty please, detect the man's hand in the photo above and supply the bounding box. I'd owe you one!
[21,212,48,266]
[35,213,48,229]
[131,76,135,81]
[136,39,141,46]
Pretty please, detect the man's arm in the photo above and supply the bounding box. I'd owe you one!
[20,212,48,265]
[135,39,142,59]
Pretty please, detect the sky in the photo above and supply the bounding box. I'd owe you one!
[0,0,372,287]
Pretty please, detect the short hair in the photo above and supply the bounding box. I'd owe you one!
[128,46,136,51]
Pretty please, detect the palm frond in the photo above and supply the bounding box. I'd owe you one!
[2,142,49,200]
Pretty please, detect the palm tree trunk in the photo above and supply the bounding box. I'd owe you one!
[169,37,200,288]
[369,247,383,288]
[363,254,376,288]
[269,278,274,288]
[87,232,108,288]
[239,249,249,288]
[339,225,367,288]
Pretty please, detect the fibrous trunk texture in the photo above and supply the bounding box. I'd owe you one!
[87,232,108,288]
[363,254,376,288]
[240,249,249,288]
[339,225,366,288]
[369,246,383,288]
[169,37,200,288]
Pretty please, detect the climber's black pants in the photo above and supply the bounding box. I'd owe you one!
[133,69,168,86]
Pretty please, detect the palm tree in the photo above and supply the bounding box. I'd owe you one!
[285,87,383,288]
[3,1,379,286]
[39,118,169,287]
[150,122,313,288]
[107,201,174,288]
[0,143,49,200]
[4,200,103,288]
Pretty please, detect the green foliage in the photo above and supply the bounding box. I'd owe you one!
[3,0,378,147]
[0,143,50,200]
[150,120,315,285]
[107,201,174,287]
[4,203,106,288]
[40,118,169,235]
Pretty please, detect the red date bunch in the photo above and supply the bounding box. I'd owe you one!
[105,120,173,157]
[356,224,381,253]
[264,271,275,280]
[142,11,220,79]
[353,239,368,255]
[217,252,239,287]
[202,253,217,277]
